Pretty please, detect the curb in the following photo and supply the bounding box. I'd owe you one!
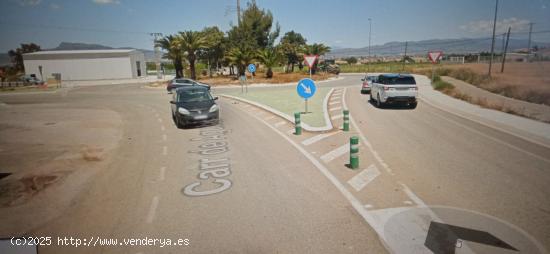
[220,88,335,132]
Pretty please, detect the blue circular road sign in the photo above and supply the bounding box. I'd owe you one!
[297,78,316,99]
[247,64,256,73]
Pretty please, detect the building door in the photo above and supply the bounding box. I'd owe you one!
[136,61,141,77]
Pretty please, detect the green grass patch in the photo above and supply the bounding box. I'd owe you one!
[220,86,331,127]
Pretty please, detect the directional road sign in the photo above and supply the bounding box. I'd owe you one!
[297,78,316,99]
[247,64,256,73]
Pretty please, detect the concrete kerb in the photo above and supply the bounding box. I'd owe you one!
[220,88,335,132]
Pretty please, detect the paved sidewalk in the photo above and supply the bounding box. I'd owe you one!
[414,74,550,147]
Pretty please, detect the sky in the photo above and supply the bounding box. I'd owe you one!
[0,0,549,52]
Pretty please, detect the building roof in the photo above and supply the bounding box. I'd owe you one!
[23,49,142,60]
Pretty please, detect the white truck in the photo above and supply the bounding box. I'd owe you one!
[370,74,418,109]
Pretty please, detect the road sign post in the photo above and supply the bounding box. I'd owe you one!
[296,78,316,114]
[247,64,256,82]
[294,112,302,135]
[304,55,318,79]
[428,51,443,82]
[343,110,350,131]
[239,75,247,93]
[349,136,359,169]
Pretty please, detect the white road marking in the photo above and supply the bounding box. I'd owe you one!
[146,196,159,224]
[162,146,167,155]
[400,182,427,207]
[331,114,343,120]
[347,164,381,191]
[159,166,166,181]
[403,200,413,205]
[329,101,341,105]
[157,118,163,123]
[264,115,275,121]
[364,204,373,209]
[342,88,395,175]
[320,143,349,163]
[331,96,341,101]
[301,131,339,146]
[162,134,167,141]
[330,106,342,111]
[161,126,166,131]
[273,121,286,127]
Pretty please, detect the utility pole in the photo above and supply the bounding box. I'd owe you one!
[402,41,408,72]
[237,0,241,26]
[527,22,534,61]
[501,27,511,73]
[368,18,372,72]
[488,0,498,77]
[150,32,163,79]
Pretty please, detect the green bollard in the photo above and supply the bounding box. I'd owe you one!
[349,136,359,169]
[294,112,302,135]
[343,109,350,131]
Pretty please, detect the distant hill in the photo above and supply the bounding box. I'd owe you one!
[328,38,550,58]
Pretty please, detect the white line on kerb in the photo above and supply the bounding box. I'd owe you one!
[331,114,343,120]
[159,166,166,181]
[162,146,167,155]
[347,164,381,192]
[320,143,349,163]
[330,106,342,111]
[146,196,159,224]
[274,121,286,127]
[302,131,339,146]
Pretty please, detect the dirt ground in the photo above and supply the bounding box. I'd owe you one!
[0,104,122,235]
[444,62,550,105]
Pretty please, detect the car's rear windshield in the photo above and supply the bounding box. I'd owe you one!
[175,79,194,84]
[367,76,377,81]
[178,89,212,102]
[378,76,416,85]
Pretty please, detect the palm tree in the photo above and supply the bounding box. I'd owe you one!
[177,31,207,80]
[156,35,184,78]
[257,48,281,78]
[303,43,331,74]
[226,46,256,76]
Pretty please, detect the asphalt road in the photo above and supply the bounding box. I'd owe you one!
[0,75,549,254]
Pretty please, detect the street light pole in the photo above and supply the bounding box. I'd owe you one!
[368,18,372,72]
[488,0,499,77]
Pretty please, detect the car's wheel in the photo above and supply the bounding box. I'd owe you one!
[409,101,418,109]
[175,116,184,129]
[369,92,374,102]
[376,94,383,108]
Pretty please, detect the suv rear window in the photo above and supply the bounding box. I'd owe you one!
[378,76,416,85]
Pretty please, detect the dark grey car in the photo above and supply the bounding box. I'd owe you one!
[170,86,219,128]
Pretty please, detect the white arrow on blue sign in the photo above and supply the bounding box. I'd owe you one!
[297,78,316,99]
[247,64,256,73]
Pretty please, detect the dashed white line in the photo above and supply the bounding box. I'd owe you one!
[320,143,350,163]
[162,146,167,155]
[331,114,344,120]
[146,196,159,224]
[347,164,381,191]
[161,126,166,131]
[157,118,163,123]
[162,134,167,141]
[274,121,286,127]
[301,131,339,146]
[330,106,342,111]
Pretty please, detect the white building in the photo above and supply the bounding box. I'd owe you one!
[23,49,146,81]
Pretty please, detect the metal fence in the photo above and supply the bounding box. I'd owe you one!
[0,81,41,88]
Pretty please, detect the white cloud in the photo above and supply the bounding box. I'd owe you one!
[16,0,41,6]
[334,40,343,44]
[92,0,120,5]
[49,3,60,9]
[460,17,531,34]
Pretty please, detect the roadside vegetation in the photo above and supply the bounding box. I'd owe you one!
[155,1,331,82]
